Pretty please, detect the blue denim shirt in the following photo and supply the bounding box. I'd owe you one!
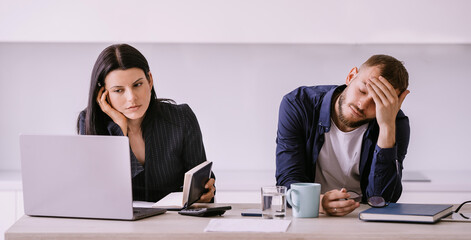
[275,85,410,202]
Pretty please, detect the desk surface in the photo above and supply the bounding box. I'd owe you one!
[5,203,471,240]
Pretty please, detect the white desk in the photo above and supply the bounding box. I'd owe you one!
[2,170,471,240]
[5,203,471,240]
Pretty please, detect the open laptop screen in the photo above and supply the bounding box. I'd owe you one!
[19,134,163,220]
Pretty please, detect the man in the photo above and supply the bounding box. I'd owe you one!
[275,54,410,216]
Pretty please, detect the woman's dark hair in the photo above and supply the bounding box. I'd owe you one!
[77,44,172,135]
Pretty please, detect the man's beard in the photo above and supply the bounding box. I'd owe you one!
[337,92,372,129]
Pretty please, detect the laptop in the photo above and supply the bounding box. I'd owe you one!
[19,134,166,220]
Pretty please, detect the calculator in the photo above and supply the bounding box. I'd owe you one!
[178,206,232,217]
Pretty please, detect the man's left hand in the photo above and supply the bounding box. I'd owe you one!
[367,76,409,148]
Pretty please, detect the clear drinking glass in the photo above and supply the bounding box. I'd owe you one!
[261,186,287,219]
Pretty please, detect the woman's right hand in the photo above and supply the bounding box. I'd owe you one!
[96,87,128,135]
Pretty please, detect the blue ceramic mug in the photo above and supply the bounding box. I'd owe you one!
[286,183,321,218]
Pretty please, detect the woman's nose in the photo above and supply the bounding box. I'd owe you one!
[125,90,137,102]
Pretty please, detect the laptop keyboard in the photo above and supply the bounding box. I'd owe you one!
[133,207,167,220]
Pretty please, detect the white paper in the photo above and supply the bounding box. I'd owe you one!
[132,201,155,208]
[204,219,291,232]
[152,192,183,208]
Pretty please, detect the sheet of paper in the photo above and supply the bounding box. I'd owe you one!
[132,201,155,208]
[204,219,291,232]
[152,192,183,208]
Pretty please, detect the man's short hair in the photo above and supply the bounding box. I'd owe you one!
[361,54,409,93]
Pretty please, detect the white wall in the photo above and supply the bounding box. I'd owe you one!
[1,0,471,43]
[1,0,471,173]
[1,43,471,174]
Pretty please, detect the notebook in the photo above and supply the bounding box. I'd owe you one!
[359,203,453,223]
[152,161,213,210]
[19,134,167,220]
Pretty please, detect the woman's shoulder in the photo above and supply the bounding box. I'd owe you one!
[77,110,87,135]
[154,101,197,125]
[78,109,86,120]
[157,101,194,117]
[158,101,191,111]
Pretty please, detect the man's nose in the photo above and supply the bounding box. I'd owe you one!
[358,96,374,109]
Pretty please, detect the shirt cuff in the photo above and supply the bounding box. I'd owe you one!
[374,145,397,163]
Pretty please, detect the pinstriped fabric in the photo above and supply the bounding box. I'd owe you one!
[78,102,211,202]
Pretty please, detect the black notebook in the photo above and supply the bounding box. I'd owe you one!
[152,161,213,210]
[359,203,453,223]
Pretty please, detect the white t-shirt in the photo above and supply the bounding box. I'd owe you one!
[315,120,368,194]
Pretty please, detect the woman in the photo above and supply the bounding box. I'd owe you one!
[77,44,215,203]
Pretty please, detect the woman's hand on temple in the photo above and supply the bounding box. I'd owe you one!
[96,87,128,135]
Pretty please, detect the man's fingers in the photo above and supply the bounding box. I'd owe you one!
[366,81,383,105]
[328,202,359,216]
[378,76,397,97]
[324,189,349,201]
[322,190,360,216]
[368,78,390,105]
[327,200,357,216]
[369,77,398,105]
[328,199,356,209]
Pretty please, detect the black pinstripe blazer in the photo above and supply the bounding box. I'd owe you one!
[79,102,211,202]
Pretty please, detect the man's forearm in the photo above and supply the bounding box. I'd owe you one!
[377,124,396,148]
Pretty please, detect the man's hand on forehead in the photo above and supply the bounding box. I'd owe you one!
[369,76,401,96]
[366,75,409,148]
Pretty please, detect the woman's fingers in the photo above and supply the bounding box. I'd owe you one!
[198,178,216,203]
[205,178,215,189]
[95,87,128,134]
[96,87,105,107]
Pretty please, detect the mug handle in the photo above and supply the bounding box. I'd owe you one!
[286,189,299,210]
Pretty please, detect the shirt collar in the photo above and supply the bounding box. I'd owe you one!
[318,85,346,130]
